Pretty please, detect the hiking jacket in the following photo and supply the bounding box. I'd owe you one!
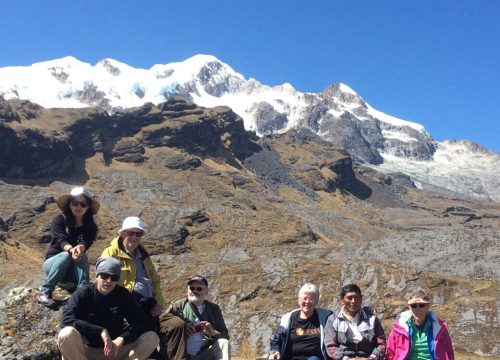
[324,307,386,360]
[167,298,230,342]
[270,307,333,360]
[60,283,147,348]
[46,214,97,259]
[386,310,454,360]
[101,236,164,307]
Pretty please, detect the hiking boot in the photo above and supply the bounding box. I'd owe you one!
[37,289,56,308]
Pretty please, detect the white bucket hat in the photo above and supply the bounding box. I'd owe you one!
[57,187,100,215]
[118,216,147,235]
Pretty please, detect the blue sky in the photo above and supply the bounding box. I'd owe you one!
[1,0,499,152]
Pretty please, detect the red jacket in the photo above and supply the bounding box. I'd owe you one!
[386,310,454,360]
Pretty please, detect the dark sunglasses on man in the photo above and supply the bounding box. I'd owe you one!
[124,230,144,237]
[189,286,204,292]
[99,273,120,282]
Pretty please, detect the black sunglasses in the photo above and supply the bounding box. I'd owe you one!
[410,303,427,308]
[70,200,89,208]
[99,273,120,282]
[189,286,204,292]
[124,230,144,237]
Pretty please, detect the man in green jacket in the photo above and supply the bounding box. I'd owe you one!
[160,275,230,360]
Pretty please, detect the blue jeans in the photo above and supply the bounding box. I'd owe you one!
[307,357,321,360]
[42,251,89,292]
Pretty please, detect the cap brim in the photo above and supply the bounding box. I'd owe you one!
[408,299,431,305]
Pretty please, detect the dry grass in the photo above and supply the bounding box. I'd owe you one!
[233,340,266,360]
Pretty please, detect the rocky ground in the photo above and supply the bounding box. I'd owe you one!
[0,97,498,359]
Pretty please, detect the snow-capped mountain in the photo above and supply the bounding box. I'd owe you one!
[1,55,499,201]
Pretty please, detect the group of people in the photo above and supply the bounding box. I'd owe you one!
[270,283,454,360]
[37,187,455,360]
[37,187,229,360]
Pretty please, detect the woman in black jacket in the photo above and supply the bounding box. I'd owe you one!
[37,187,99,307]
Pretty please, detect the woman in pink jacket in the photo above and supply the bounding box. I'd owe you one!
[386,290,454,360]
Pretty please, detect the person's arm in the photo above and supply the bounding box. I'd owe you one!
[369,316,386,360]
[269,323,287,359]
[441,325,455,360]
[51,215,72,251]
[204,303,229,340]
[324,313,345,360]
[144,256,165,308]
[166,299,185,319]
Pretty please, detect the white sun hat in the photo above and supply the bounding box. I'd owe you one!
[118,216,147,235]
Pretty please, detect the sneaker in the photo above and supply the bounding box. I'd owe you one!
[37,289,57,308]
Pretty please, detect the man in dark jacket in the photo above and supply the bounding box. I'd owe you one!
[160,275,230,360]
[58,257,159,360]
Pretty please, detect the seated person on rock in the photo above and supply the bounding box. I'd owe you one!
[101,216,186,360]
[324,284,385,360]
[37,187,99,308]
[58,257,159,360]
[269,283,333,360]
[160,275,231,360]
[386,290,454,360]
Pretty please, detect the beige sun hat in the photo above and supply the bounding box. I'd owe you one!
[56,187,100,215]
[407,291,431,305]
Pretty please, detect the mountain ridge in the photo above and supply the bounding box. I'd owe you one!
[1,55,499,201]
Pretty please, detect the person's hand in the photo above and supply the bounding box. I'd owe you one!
[71,245,85,262]
[101,329,117,358]
[269,351,281,359]
[150,304,163,317]
[112,336,124,355]
[186,322,197,336]
[199,321,216,336]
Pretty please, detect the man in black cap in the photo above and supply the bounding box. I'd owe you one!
[160,274,230,360]
[58,257,159,360]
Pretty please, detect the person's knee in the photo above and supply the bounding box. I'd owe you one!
[159,313,185,333]
[217,338,229,346]
[141,331,160,348]
[59,251,73,265]
[59,251,73,262]
[58,326,81,345]
[216,337,230,352]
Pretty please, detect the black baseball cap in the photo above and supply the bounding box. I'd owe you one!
[187,275,208,287]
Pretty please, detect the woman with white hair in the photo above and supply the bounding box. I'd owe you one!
[269,283,333,360]
[386,290,454,360]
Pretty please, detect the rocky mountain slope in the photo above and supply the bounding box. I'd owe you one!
[1,56,499,202]
[0,97,498,359]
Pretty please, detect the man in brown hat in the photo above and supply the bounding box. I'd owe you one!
[160,275,230,360]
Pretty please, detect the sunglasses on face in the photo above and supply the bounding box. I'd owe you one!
[99,273,120,282]
[410,303,428,308]
[70,200,89,208]
[124,230,144,237]
[189,286,204,292]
